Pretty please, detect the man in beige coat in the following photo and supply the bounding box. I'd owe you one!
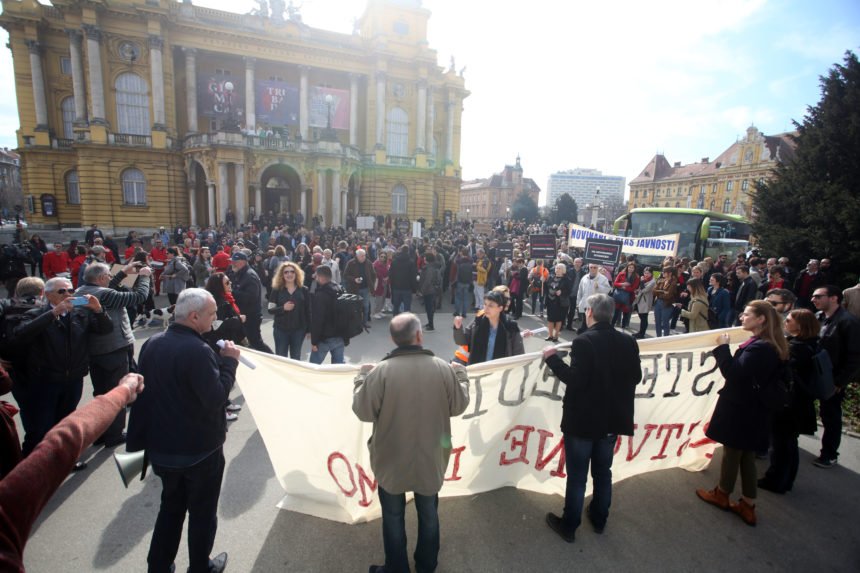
[353,312,470,573]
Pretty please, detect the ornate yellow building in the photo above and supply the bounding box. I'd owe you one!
[0,0,468,232]
[628,126,795,218]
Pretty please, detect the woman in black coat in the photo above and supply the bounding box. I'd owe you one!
[696,300,789,527]
[758,308,820,494]
[543,263,572,342]
[452,290,525,365]
[268,261,311,360]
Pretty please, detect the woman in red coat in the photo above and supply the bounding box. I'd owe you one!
[611,261,640,329]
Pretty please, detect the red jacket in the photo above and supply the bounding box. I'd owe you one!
[41,251,70,279]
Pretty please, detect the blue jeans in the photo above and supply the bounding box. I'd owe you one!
[653,300,673,337]
[391,288,413,316]
[358,287,371,324]
[454,283,470,317]
[378,486,440,573]
[273,327,305,360]
[309,337,345,365]
[562,434,616,532]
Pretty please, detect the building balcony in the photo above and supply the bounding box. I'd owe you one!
[181,132,364,162]
[109,133,152,147]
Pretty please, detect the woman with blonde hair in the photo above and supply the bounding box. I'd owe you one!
[268,261,311,359]
[696,300,789,527]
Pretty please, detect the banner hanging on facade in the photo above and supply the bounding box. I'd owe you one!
[198,73,245,119]
[236,329,745,525]
[256,80,299,126]
[309,87,350,129]
[568,223,680,258]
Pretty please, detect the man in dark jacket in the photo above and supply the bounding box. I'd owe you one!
[733,265,757,325]
[229,251,273,353]
[309,265,345,364]
[343,249,376,327]
[811,285,860,468]
[388,245,418,316]
[127,288,240,573]
[12,277,112,457]
[542,293,641,542]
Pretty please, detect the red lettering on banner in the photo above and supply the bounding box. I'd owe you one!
[676,421,700,456]
[686,422,717,460]
[534,430,566,477]
[499,425,534,466]
[356,463,378,507]
[625,424,658,461]
[445,446,466,481]
[327,452,357,496]
[651,423,685,460]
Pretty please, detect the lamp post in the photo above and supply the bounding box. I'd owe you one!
[466,207,470,220]
[506,206,510,219]
[321,93,337,141]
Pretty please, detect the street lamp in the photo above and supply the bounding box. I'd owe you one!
[506,206,510,218]
[466,207,470,220]
[321,93,337,141]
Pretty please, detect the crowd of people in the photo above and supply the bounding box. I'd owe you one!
[0,213,859,571]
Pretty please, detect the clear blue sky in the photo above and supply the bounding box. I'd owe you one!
[1,0,858,204]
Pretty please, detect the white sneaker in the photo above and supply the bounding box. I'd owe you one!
[225,411,238,421]
[226,403,242,412]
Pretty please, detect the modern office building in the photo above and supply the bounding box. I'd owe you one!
[546,168,625,209]
[0,0,468,232]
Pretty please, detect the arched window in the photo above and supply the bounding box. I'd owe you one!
[61,97,75,139]
[723,198,731,213]
[391,184,407,215]
[115,73,150,135]
[122,168,147,205]
[65,169,80,204]
[386,107,408,157]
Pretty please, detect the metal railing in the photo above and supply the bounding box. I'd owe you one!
[53,138,74,149]
[110,133,152,146]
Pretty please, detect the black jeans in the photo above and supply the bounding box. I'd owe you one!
[423,294,436,328]
[149,448,226,573]
[244,314,273,354]
[90,346,132,443]
[16,377,83,456]
[763,415,799,492]
[510,293,524,319]
[819,391,844,459]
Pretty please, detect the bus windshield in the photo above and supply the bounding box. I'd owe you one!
[626,212,704,262]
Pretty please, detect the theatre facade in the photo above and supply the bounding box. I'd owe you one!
[0,0,468,232]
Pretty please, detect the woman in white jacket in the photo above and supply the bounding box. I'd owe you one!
[633,267,656,339]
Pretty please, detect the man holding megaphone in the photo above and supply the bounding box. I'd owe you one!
[127,288,240,573]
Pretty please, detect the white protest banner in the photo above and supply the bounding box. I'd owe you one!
[236,328,746,524]
[568,223,680,258]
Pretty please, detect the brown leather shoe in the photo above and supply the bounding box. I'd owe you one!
[730,498,757,526]
[696,486,730,510]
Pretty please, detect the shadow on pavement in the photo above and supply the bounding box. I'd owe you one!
[92,477,160,568]
[220,430,273,519]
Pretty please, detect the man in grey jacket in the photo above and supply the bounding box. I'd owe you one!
[353,313,470,573]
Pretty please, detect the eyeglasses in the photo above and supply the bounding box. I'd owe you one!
[55,288,73,295]
[283,269,296,274]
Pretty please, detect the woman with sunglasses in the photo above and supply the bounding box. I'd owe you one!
[268,262,311,359]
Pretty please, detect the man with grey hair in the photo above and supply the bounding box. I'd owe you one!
[128,288,240,573]
[353,312,470,573]
[344,247,376,326]
[542,293,641,542]
[11,276,111,459]
[77,260,151,447]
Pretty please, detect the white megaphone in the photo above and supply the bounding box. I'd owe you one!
[113,450,149,488]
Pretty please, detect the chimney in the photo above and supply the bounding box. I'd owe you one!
[673,161,681,168]
[701,157,709,163]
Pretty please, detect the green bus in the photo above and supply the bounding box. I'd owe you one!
[613,208,752,267]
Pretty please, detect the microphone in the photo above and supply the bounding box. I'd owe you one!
[216,340,256,369]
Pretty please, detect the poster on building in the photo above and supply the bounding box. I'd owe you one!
[309,87,350,129]
[198,73,245,119]
[256,80,299,126]
[529,234,557,259]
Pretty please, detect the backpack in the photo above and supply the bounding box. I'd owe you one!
[807,346,835,399]
[0,300,40,361]
[335,292,366,344]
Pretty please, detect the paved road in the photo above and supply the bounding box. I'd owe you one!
[13,292,860,572]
